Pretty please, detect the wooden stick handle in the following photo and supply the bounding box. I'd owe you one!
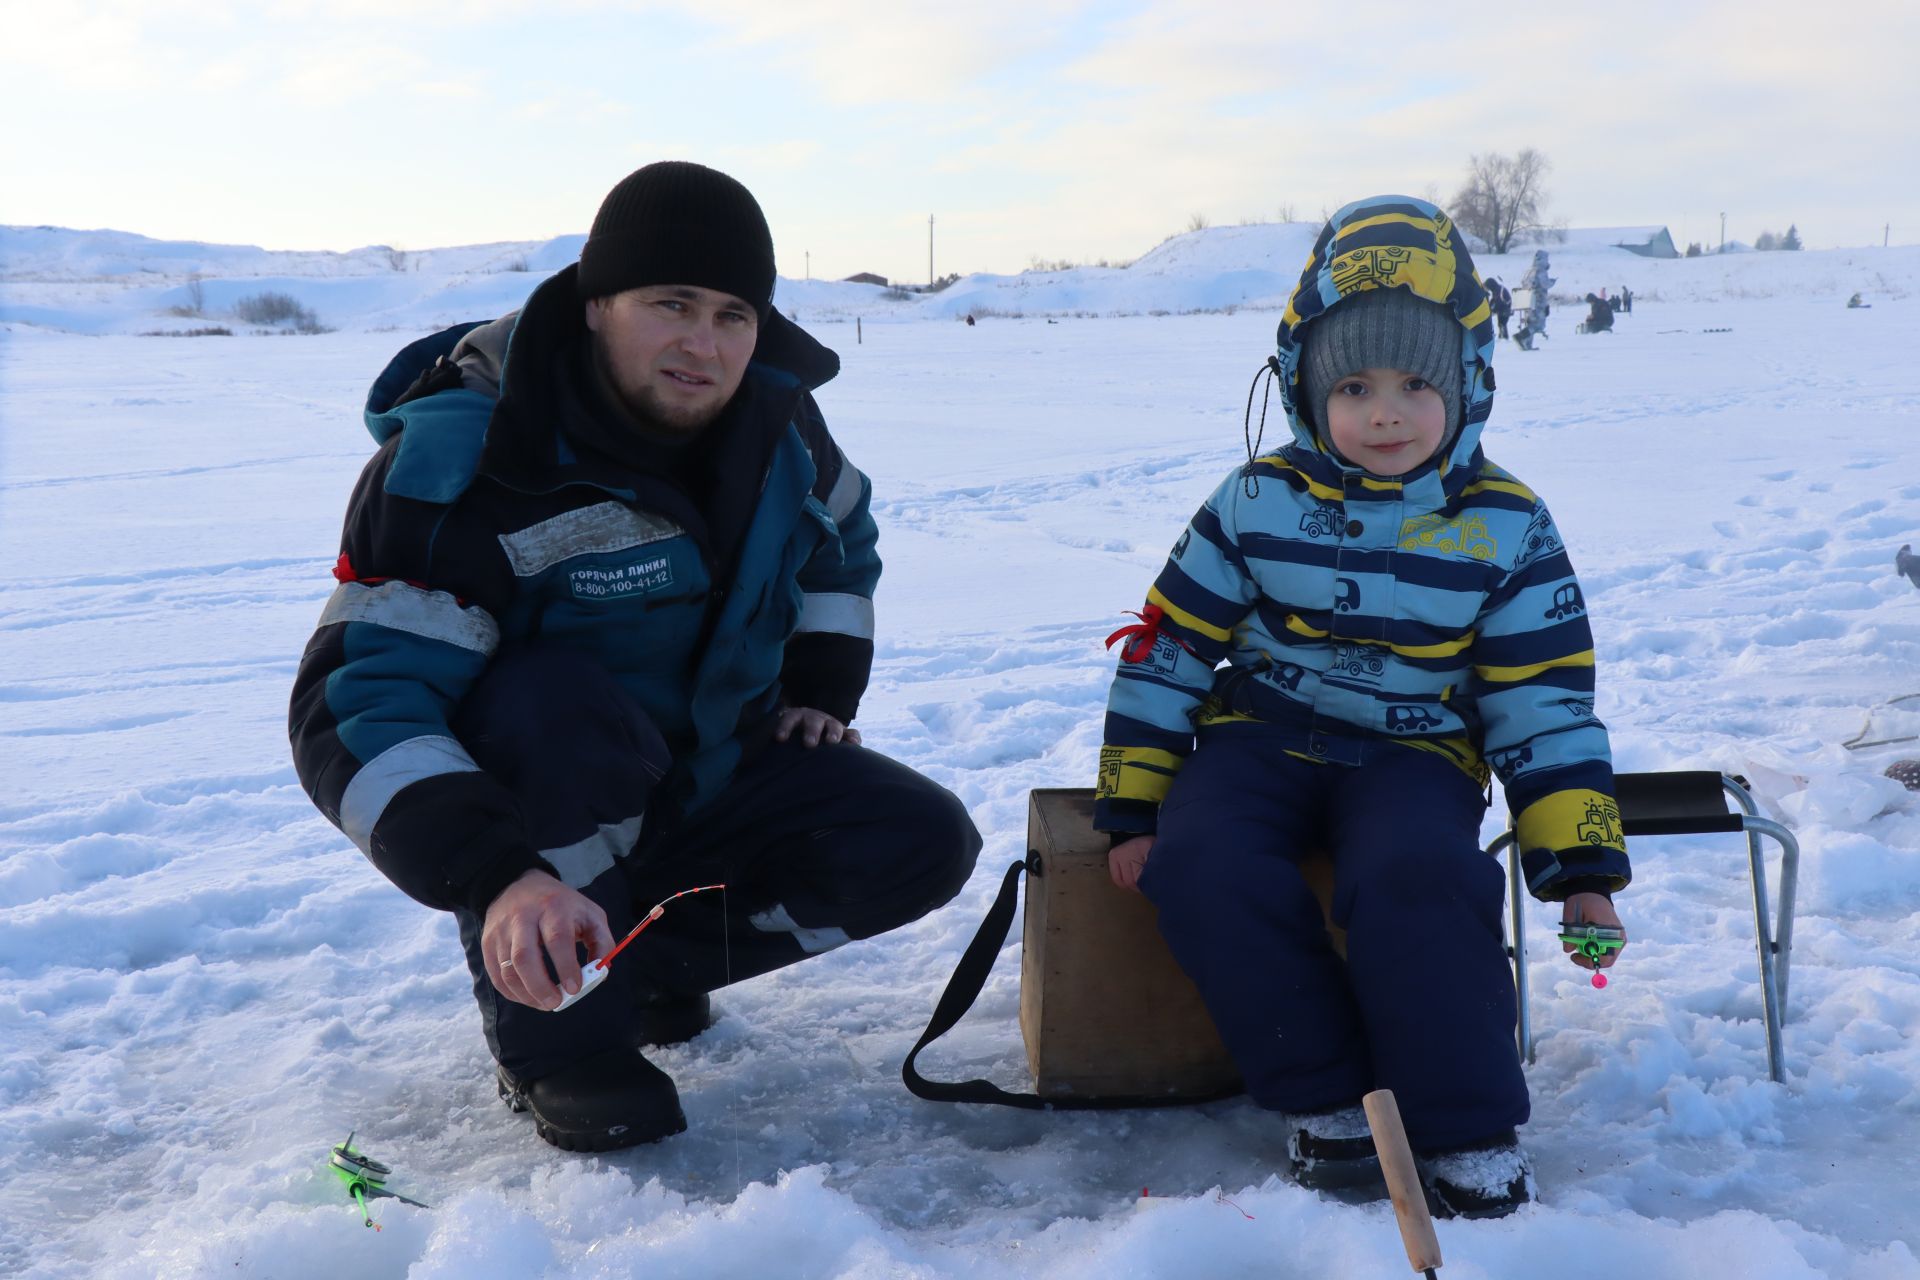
[1363,1088,1443,1273]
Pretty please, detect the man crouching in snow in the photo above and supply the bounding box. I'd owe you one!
[289,162,981,1152]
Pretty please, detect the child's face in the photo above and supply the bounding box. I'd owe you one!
[1322,367,1448,476]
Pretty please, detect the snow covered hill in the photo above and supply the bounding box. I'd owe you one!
[5,222,1916,336]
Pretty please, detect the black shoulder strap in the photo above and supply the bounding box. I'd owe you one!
[900,859,1240,1111]
[390,354,467,409]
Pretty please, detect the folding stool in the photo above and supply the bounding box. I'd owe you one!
[1487,771,1801,1083]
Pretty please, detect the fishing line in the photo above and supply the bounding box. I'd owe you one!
[723,885,740,1201]
[1843,692,1920,750]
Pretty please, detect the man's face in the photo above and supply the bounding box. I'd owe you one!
[584,284,759,436]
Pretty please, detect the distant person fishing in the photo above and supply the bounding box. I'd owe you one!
[1484,276,1513,339]
[1512,250,1554,349]
[1581,292,1614,333]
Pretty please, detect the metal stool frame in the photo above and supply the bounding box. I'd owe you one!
[1488,772,1801,1083]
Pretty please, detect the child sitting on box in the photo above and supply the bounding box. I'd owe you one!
[1094,195,1630,1218]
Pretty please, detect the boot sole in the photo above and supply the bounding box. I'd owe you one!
[1424,1170,1535,1220]
[1291,1152,1391,1197]
[1288,1127,1388,1195]
[497,1073,688,1152]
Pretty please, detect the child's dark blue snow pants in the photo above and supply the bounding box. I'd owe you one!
[450,648,982,1081]
[1137,722,1529,1150]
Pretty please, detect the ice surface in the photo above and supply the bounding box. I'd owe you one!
[3,230,1918,1277]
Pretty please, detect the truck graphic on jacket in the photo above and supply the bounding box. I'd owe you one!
[1299,507,1346,539]
[1577,798,1623,846]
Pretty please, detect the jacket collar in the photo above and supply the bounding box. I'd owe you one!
[469,264,839,492]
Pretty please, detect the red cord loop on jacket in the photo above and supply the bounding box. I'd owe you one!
[1104,605,1194,665]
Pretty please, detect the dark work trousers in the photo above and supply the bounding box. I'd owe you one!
[450,649,982,1081]
[1137,722,1529,1151]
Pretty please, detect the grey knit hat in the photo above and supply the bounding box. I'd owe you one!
[1301,286,1461,440]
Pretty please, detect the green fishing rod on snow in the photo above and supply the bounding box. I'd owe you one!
[329,1133,428,1229]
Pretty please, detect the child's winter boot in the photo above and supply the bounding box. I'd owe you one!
[1419,1129,1536,1218]
[1285,1101,1386,1194]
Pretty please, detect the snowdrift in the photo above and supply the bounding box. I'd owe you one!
[5,222,1915,336]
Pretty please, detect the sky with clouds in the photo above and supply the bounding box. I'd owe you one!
[4,0,1916,283]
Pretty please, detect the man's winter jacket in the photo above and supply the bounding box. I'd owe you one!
[1095,196,1629,902]
[290,266,881,914]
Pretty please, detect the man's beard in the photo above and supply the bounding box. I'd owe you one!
[592,340,730,438]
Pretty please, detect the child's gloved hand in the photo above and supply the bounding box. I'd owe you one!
[1560,892,1626,971]
[1109,835,1155,893]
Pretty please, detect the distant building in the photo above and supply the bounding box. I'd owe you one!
[1469,226,1680,259]
[843,272,889,287]
[1546,226,1679,259]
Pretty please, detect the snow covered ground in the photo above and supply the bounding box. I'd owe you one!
[3,233,1919,1278]
[6,221,1916,336]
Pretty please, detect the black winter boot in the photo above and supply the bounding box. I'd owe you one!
[1285,1102,1387,1195]
[633,991,715,1048]
[1419,1129,1535,1219]
[497,1047,687,1152]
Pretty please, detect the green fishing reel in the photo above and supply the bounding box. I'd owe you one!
[330,1133,428,1228]
[1558,922,1626,988]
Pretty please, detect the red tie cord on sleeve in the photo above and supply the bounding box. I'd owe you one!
[333,554,398,586]
[1103,604,1196,664]
[332,554,467,605]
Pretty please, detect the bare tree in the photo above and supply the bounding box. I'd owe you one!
[1450,149,1552,253]
[169,273,206,318]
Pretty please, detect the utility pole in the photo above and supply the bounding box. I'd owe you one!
[1886,223,1891,248]
[928,215,935,288]
[1719,211,1726,254]
[805,250,811,281]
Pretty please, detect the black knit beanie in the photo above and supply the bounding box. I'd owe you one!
[575,161,776,317]
[1301,286,1462,440]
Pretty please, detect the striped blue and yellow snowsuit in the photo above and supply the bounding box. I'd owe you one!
[1095,196,1631,1148]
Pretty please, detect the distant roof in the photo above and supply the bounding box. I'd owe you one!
[1468,225,1678,259]
[1532,226,1669,248]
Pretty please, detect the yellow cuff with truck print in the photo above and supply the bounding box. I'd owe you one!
[1515,788,1626,857]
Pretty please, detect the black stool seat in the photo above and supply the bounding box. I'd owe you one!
[1615,771,1745,836]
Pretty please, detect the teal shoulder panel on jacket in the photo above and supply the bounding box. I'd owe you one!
[378,389,498,504]
[363,321,487,445]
